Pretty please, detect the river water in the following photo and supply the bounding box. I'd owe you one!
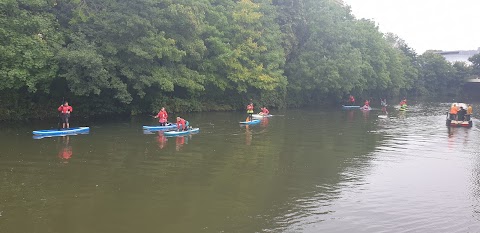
[1,102,480,233]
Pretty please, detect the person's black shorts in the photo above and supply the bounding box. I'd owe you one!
[61,113,70,123]
[449,114,456,120]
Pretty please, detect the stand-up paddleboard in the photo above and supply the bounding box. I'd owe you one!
[360,106,372,111]
[239,119,261,125]
[252,114,273,119]
[342,105,360,109]
[32,127,90,138]
[164,128,200,136]
[378,115,388,119]
[143,124,177,131]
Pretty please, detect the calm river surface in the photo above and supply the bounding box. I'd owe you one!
[1,102,480,233]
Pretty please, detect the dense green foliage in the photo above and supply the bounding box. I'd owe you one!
[0,0,475,120]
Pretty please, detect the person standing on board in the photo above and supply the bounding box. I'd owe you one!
[348,95,355,105]
[458,106,467,121]
[381,98,387,107]
[467,104,473,121]
[246,102,254,121]
[155,107,168,126]
[58,101,73,129]
[176,117,189,131]
[449,104,458,120]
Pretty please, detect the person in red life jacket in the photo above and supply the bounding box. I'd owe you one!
[155,107,168,126]
[246,102,254,121]
[361,99,370,110]
[176,117,189,131]
[58,101,73,129]
[348,95,355,105]
[364,100,370,107]
[260,107,269,116]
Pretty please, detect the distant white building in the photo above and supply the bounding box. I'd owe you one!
[434,48,480,64]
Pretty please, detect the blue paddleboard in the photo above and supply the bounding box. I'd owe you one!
[239,119,261,125]
[342,105,360,109]
[32,127,90,138]
[164,128,200,136]
[143,124,177,131]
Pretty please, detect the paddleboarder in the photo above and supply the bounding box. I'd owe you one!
[348,95,355,105]
[58,101,73,129]
[176,117,189,131]
[260,107,269,116]
[449,104,458,120]
[246,102,254,121]
[155,107,168,126]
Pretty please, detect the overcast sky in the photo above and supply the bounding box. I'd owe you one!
[342,0,479,53]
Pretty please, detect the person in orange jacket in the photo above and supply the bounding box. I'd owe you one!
[449,104,458,120]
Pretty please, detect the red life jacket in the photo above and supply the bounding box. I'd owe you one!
[157,110,168,120]
[177,118,186,128]
[58,105,72,114]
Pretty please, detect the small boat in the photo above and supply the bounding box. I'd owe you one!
[342,105,360,109]
[446,103,472,127]
[32,127,90,137]
[252,114,273,118]
[448,120,472,127]
[239,119,261,125]
[163,128,200,136]
[143,124,177,131]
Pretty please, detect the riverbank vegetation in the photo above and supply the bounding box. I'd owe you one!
[1,0,478,120]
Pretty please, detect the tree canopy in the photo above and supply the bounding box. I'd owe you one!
[0,0,475,120]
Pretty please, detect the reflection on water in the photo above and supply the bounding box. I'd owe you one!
[58,136,72,161]
[1,103,480,232]
[156,131,167,149]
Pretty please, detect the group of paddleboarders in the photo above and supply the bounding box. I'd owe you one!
[245,101,270,122]
[56,100,268,130]
[347,95,408,113]
[153,108,190,131]
[56,102,189,131]
[449,104,473,121]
